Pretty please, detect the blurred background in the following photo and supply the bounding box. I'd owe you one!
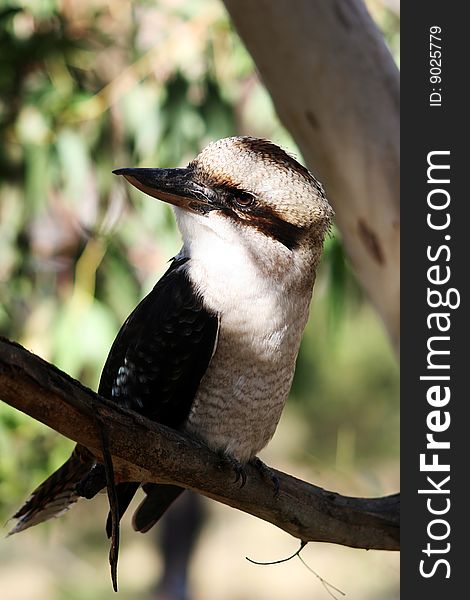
[0,1,399,598]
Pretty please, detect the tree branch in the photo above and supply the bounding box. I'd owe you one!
[0,336,399,551]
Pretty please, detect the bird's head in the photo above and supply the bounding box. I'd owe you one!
[114,137,333,273]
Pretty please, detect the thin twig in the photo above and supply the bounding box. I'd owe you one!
[297,554,346,599]
[95,413,120,593]
[246,540,308,565]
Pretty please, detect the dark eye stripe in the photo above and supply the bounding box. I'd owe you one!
[242,208,304,250]
[212,184,304,249]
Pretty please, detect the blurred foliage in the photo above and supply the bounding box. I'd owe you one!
[368,0,400,65]
[0,0,399,524]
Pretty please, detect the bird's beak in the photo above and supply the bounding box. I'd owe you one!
[113,167,214,213]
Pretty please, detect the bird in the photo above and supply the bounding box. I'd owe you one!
[9,136,333,537]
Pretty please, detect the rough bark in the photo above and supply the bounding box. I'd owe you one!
[223,0,400,353]
[0,336,399,551]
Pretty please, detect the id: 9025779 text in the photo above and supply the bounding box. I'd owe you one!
[429,26,442,107]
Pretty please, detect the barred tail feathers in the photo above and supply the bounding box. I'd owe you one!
[8,449,92,536]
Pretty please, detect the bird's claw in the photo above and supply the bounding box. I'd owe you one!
[249,457,280,497]
[233,463,247,487]
[220,456,279,494]
[220,455,247,488]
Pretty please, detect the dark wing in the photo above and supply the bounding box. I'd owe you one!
[99,256,219,426]
[98,256,219,533]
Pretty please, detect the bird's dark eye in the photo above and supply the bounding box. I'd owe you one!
[233,191,255,209]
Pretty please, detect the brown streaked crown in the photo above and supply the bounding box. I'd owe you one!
[187,136,333,248]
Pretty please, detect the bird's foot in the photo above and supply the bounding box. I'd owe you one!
[249,457,280,497]
[220,454,247,488]
[75,463,107,499]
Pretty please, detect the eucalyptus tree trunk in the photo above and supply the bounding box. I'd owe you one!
[223,0,400,354]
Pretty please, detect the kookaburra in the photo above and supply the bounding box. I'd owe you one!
[10,136,333,536]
